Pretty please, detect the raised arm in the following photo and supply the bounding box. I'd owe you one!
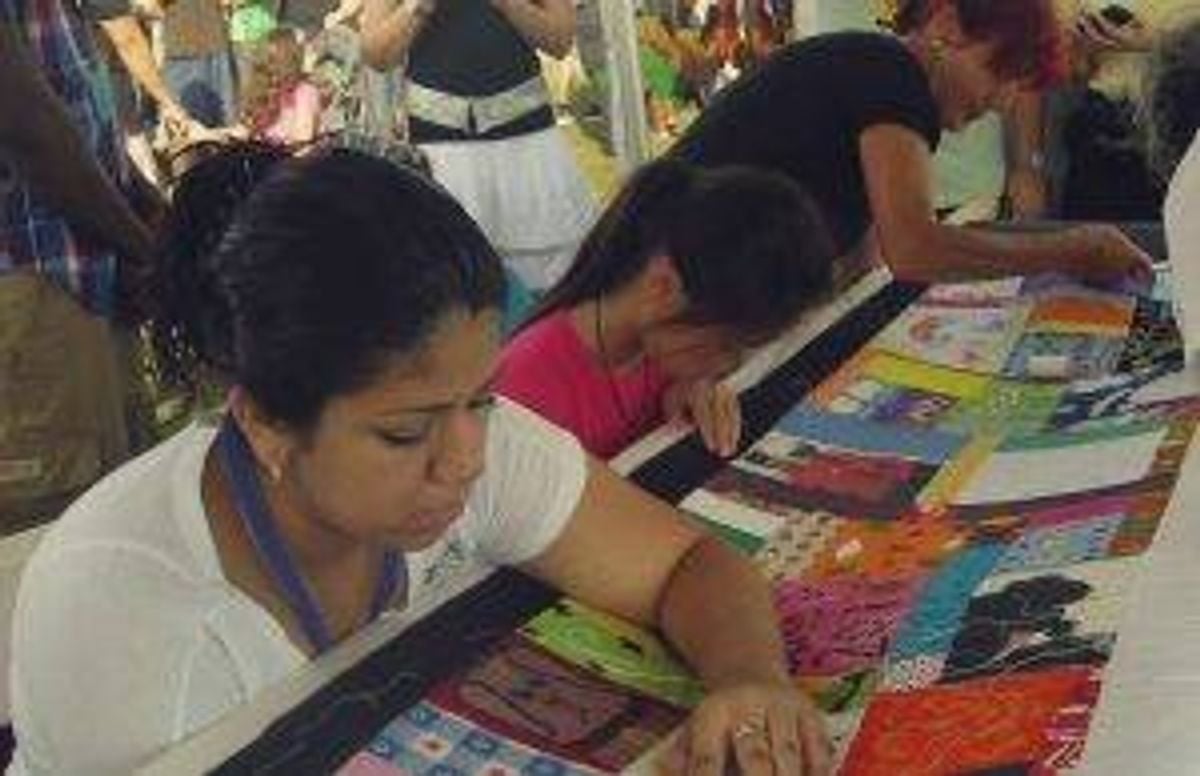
[360,0,435,71]
[0,20,152,267]
[859,123,1152,286]
[490,0,575,59]
[98,15,199,135]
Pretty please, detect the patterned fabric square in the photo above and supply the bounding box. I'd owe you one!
[876,302,1030,374]
[992,514,1125,573]
[1003,332,1124,382]
[888,544,1004,662]
[937,560,1135,685]
[841,668,1102,775]
[687,511,768,555]
[804,512,968,581]
[425,636,685,772]
[774,573,929,676]
[713,432,941,520]
[1025,292,1135,336]
[337,751,413,775]
[1049,364,1185,429]
[362,702,600,775]
[1117,298,1183,372]
[754,511,842,584]
[939,380,1063,437]
[519,599,704,708]
[879,655,947,693]
[824,378,960,428]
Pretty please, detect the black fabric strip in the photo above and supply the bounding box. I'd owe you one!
[629,281,926,503]
[211,570,558,775]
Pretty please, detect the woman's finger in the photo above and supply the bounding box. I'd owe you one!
[730,713,775,776]
[766,704,804,775]
[690,385,721,454]
[718,385,742,456]
[797,699,834,776]
[684,710,729,776]
[708,385,733,456]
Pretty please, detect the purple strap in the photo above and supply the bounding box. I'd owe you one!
[216,418,405,654]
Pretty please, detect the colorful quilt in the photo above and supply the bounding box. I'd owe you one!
[342,276,1197,775]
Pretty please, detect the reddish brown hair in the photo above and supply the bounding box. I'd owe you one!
[895,0,1068,88]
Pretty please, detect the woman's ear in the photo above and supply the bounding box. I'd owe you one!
[228,387,296,484]
[638,253,689,321]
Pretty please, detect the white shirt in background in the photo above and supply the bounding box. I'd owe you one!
[1166,132,1200,365]
[7,399,586,776]
[806,0,1007,213]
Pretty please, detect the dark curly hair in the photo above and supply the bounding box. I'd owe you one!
[151,141,506,429]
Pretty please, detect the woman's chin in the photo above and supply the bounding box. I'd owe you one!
[391,508,465,550]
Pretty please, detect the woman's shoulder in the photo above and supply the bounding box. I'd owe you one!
[499,312,588,382]
[503,311,576,350]
[21,423,223,604]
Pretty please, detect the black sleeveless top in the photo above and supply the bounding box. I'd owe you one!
[670,34,941,255]
[408,0,555,142]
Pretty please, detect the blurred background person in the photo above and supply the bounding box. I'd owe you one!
[161,0,237,128]
[1141,15,1200,359]
[360,0,597,294]
[241,27,322,144]
[2,0,154,530]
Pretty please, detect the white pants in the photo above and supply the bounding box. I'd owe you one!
[421,126,598,291]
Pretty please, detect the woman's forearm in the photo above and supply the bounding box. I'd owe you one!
[657,536,791,690]
[883,220,1147,287]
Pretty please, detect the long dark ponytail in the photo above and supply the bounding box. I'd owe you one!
[527,158,835,341]
[530,159,696,322]
[150,141,291,403]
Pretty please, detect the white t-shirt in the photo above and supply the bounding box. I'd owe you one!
[7,399,587,776]
[1166,132,1200,365]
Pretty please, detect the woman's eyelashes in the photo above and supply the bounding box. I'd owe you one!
[375,394,497,447]
[376,426,432,447]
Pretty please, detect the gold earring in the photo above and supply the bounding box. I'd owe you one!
[930,37,947,67]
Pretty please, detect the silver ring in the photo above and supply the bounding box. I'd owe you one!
[732,715,767,741]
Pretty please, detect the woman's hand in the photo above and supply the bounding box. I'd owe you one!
[659,683,833,775]
[665,379,741,457]
[1070,224,1155,292]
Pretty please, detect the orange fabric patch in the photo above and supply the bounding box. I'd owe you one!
[841,668,1101,775]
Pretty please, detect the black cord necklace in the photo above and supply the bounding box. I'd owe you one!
[593,296,653,428]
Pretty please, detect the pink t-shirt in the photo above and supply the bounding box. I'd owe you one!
[498,312,671,459]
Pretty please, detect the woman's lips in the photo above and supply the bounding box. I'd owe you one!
[407,504,465,534]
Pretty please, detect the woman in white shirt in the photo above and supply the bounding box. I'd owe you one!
[7,143,829,775]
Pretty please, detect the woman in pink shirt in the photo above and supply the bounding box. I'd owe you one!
[499,159,835,459]
[241,28,322,145]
